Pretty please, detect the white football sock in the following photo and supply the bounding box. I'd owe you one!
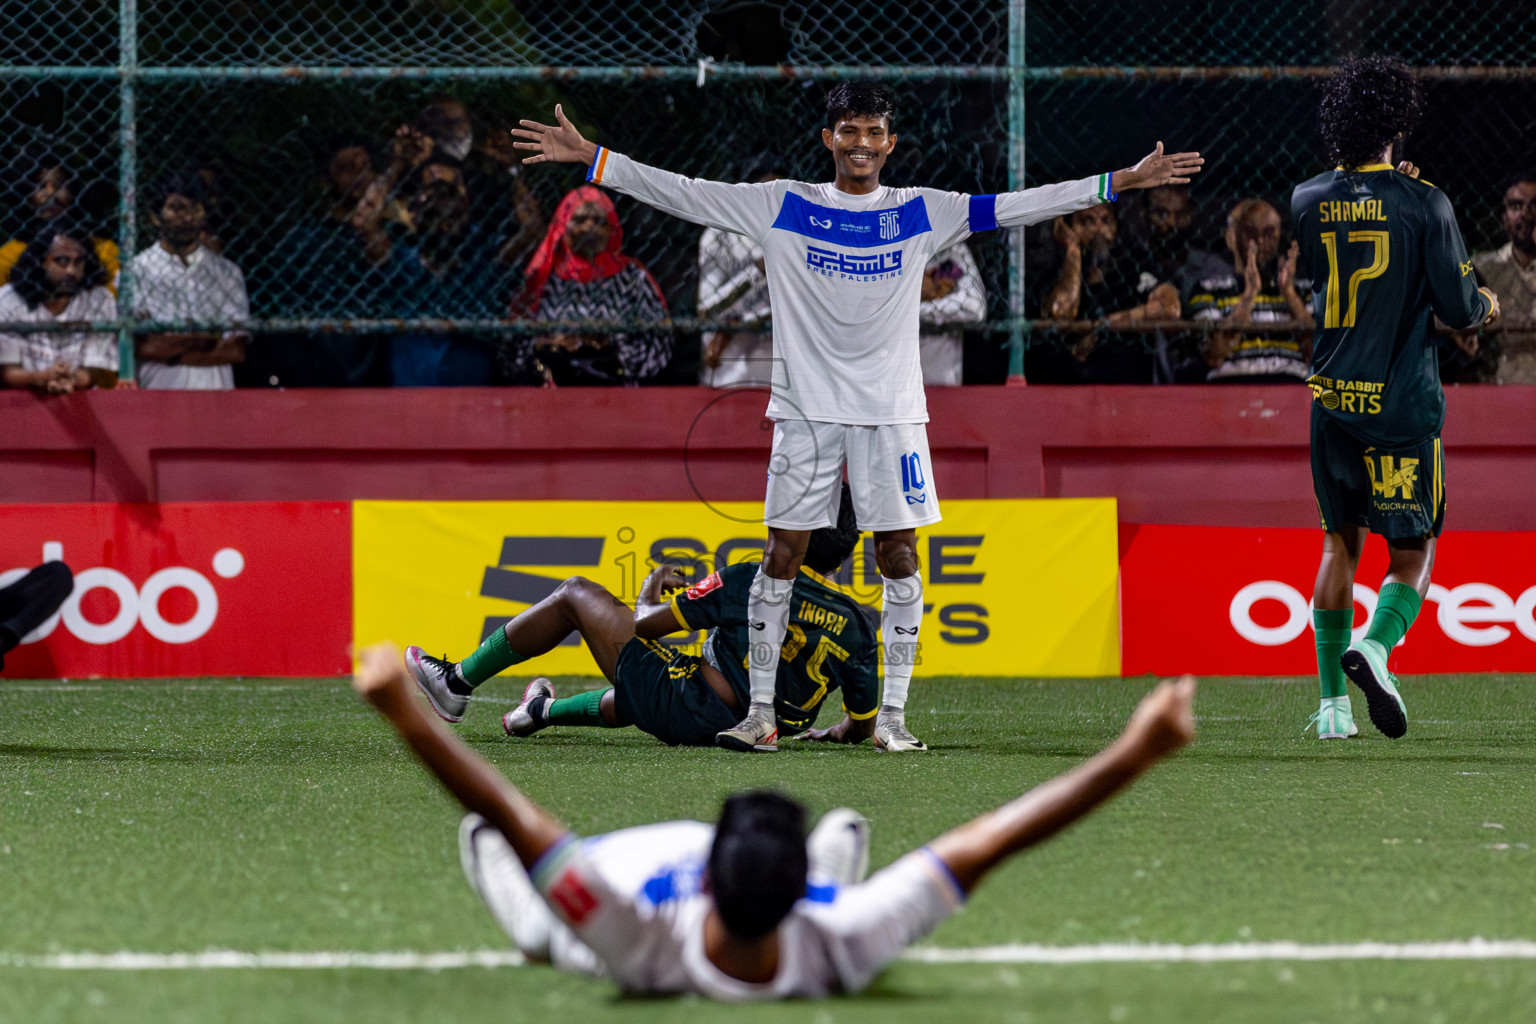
[746,567,794,710]
[880,572,923,712]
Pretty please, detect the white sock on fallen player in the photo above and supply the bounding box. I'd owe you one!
[880,572,923,714]
[746,567,794,712]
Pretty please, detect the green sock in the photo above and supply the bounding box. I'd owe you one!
[1313,608,1353,700]
[456,626,528,688]
[540,688,612,728]
[1364,582,1423,652]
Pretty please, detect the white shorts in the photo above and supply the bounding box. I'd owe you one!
[764,420,941,532]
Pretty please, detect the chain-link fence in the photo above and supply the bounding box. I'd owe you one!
[1,2,1532,390]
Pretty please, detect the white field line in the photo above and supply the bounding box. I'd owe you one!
[6,940,1536,970]
[905,939,1536,963]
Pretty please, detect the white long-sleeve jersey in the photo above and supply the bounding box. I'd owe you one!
[590,147,1115,423]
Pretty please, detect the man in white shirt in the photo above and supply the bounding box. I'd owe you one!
[514,85,1201,754]
[132,174,251,390]
[352,641,1196,1001]
[0,221,118,394]
[918,243,987,385]
[698,155,782,388]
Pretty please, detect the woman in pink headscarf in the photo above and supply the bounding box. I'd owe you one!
[504,185,671,386]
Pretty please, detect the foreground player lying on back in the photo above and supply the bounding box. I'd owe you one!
[513,86,1202,755]
[353,642,1195,1000]
[406,487,895,749]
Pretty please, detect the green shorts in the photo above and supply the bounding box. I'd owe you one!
[1310,407,1444,540]
[612,637,739,747]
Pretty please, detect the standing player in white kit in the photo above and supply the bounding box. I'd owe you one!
[514,85,1202,753]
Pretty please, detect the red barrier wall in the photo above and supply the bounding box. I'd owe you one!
[3,385,1535,529]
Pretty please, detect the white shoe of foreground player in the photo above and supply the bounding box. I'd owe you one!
[807,808,871,888]
[458,813,551,959]
[874,711,928,752]
[405,645,469,723]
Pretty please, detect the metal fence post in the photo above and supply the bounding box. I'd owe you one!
[1006,0,1027,384]
[116,0,138,382]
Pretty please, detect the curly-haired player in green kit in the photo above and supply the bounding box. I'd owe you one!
[1292,57,1500,740]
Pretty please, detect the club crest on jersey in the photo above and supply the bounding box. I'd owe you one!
[807,246,903,280]
[899,451,927,505]
[879,210,900,240]
[686,571,724,600]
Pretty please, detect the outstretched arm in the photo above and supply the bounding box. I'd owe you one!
[352,643,567,869]
[992,143,1204,231]
[926,675,1196,894]
[513,105,779,239]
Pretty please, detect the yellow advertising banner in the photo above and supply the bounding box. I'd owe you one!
[353,499,1119,677]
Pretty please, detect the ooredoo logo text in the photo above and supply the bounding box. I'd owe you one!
[1,543,246,646]
[1230,579,1536,648]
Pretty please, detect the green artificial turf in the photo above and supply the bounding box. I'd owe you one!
[2,673,1535,1022]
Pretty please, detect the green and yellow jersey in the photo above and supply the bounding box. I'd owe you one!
[670,562,879,734]
[1292,165,1491,447]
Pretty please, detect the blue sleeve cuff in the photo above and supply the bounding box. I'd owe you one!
[586,146,607,183]
[1098,172,1117,203]
[968,194,998,233]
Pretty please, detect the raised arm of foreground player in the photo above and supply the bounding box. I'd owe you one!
[1423,189,1497,330]
[924,676,1196,893]
[991,142,1204,229]
[352,643,568,869]
[513,104,780,240]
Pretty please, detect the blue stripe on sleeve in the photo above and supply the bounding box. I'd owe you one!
[586,146,604,183]
[969,194,999,233]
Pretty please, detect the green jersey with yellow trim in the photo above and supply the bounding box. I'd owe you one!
[1292,165,1491,447]
[671,562,879,733]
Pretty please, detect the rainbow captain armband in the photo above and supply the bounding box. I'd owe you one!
[587,145,610,184]
[1097,172,1118,202]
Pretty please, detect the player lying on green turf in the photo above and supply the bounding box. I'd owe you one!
[354,641,1196,999]
[1293,57,1500,741]
[405,485,917,751]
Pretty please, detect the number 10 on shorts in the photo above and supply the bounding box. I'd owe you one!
[900,452,927,505]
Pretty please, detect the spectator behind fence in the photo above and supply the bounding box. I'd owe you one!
[1031,203,1179,384]
[0,147,119,292]
[1181,199,1313,383]
[1123,186,1228,382]
[251,138,396,386]
[1471,168,1536,383]
[0,219,118,394]
[918,243,986,385]
[698,155,781,388]
[417,96,546,272]
[354,126,511,386]
[504,186,671,387]
[131,173,251,390]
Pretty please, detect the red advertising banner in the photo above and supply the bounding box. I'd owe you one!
[1122,524,1536,676]
[0,503,350,678]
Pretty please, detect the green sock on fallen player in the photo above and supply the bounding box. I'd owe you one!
[1313,608,1352,700]
[1363,582,1423,653]
[456,627,529,689]
[542,688,611,728]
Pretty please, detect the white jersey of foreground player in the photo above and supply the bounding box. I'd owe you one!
[589,147,1114,424]
[508,818,963,1001]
